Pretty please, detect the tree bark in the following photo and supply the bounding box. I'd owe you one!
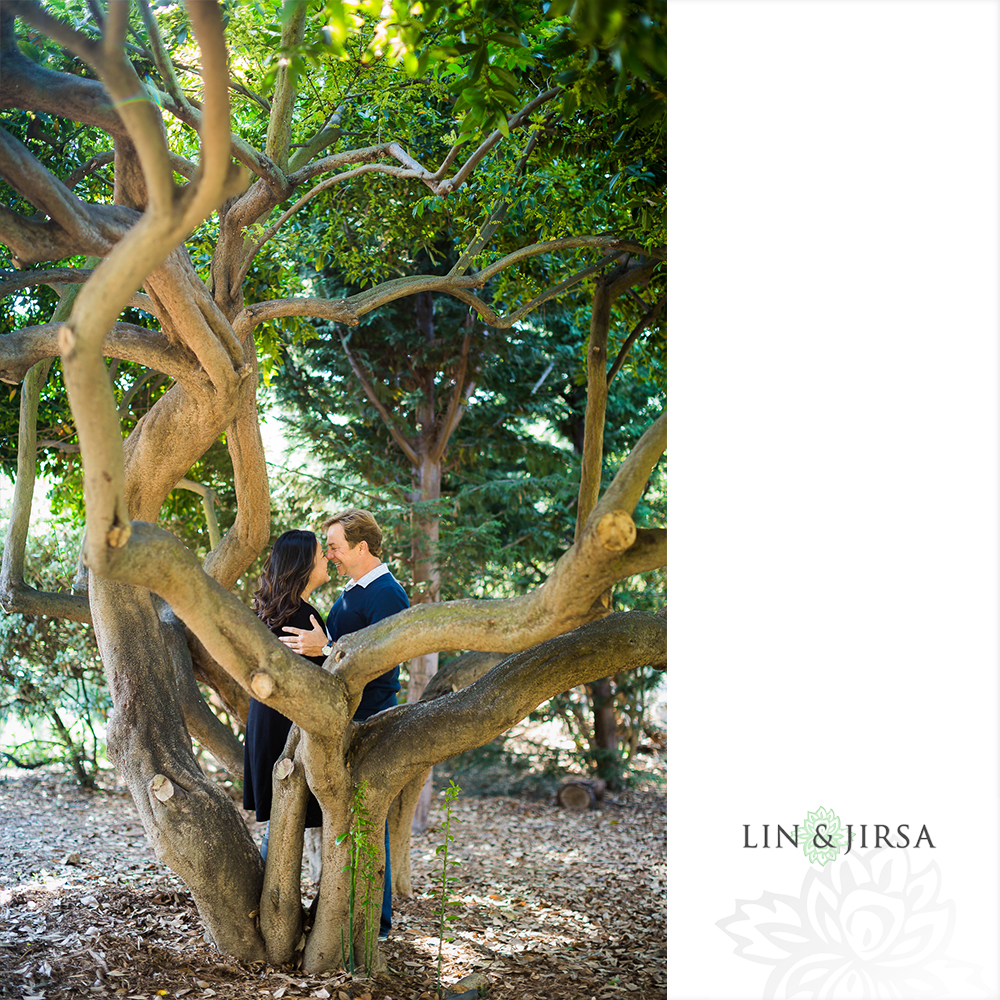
[408,445,442,832]
[94,577,266,960]
[587,676,620,783]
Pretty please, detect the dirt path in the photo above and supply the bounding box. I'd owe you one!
[0,769,666,1000]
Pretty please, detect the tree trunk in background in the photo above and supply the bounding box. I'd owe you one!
[587,676,621,785]
[406,293,442,831]
[407,448,441,832]
[576,279,620,782]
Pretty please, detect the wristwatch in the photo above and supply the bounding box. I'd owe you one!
[322,643,333,656]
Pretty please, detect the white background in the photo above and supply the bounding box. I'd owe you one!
[667,1,1000,997]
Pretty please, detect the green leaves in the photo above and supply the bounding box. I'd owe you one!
[337,779,380,975]
[430,780,462,996]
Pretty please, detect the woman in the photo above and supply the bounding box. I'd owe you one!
[243,529,329,858]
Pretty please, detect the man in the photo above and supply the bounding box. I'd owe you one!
[280,508,409,938]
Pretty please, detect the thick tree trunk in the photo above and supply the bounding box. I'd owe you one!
[92,577,266,960]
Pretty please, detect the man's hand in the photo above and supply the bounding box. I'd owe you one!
[280,615,328,658]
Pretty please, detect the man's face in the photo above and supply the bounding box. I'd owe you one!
[326,523,364,580]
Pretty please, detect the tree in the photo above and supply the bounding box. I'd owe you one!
[0,518,109,787]
[279,257,664,797]
[0,0,665,973]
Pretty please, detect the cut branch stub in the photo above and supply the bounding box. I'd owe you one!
[106,520,131,548]
[250,671,274,700]
[56,324,77,354]
[596,509,637,552]
[274,757,294,780]
[150,774,175,802]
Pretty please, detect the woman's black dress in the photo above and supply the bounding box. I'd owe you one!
[243,599,326,826]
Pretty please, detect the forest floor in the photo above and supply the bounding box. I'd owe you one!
[0,754,666,1000]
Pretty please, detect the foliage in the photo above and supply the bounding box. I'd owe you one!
[334,779,380,975]
[276,287,663,590]
[272,0,666,156]
[430,779,462,998]
[0,524,109,788]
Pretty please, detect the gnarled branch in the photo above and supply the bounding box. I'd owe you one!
[0,321,191,386]
[327,414,666,694]
[233,236,655,338]
[352,610,666,790]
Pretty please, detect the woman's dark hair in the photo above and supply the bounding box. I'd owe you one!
[252,530,319,630]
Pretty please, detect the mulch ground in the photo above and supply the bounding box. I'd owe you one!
[0,768,666,1000]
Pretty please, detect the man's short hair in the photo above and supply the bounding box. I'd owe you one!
[322,508,383,558]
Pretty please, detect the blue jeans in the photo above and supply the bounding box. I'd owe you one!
[379,821,391,936]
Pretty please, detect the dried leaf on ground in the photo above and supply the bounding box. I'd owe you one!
[0,765,666,999]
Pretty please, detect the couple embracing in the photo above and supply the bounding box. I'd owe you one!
[242,508,408,939]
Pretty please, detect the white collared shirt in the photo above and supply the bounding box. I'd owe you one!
[343,562,390,592]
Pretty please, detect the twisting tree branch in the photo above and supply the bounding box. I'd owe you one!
[154,87,288,198]
[593,409,666,519]
[233,237,656,339]
[0,281,92,623]
[11,0,99,63]
[384,87,561,196]
[201,329,271,592]
[135,0,192,112]
[0,321,190,386]
[46,0,243,568]
[0,267,94,297]
[0,126,129,249]
[64,150,114,188]
[351,610,667,787]
[234,144,402,289]
[176,478,223,549]
[263,1,305,174]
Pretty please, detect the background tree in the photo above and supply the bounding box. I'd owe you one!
[278,259,664,792]
[0,0,664,973]
[0,520,109,787]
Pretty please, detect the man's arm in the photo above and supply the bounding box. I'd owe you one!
[279,615,328,657]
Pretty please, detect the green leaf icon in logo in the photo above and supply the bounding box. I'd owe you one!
[802,806,846,866]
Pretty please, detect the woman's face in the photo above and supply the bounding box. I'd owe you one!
[304,538,330,594]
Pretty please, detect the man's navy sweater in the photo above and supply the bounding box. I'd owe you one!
[327,569,409,720]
